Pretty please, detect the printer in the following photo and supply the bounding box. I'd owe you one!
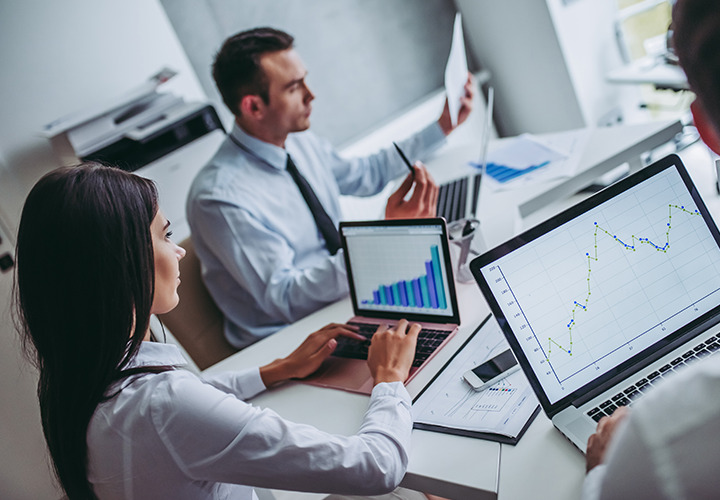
[42,67,224,171]
[42,68,226,240]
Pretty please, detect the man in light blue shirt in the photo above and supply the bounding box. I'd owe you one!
[187,27,474,348]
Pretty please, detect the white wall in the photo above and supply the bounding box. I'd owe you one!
[0,1,206,498]
[0,0,206,233]
[161,0,461,147]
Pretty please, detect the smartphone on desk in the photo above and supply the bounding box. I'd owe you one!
[463,349,520,391]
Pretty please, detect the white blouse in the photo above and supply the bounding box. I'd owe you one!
[87,342,413,499]
[582,355,720,499]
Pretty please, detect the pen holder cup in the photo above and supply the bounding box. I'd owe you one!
[448,218,486,284]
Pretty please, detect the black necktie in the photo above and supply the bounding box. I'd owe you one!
[285,155,342,255]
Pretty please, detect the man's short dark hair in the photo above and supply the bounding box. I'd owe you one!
[673,0,720,132]
[212,27,294,116]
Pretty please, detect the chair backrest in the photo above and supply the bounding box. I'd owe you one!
[157,237,237,370]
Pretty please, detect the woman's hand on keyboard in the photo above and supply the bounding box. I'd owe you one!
[367,319,421,385]
[259,323,365,386]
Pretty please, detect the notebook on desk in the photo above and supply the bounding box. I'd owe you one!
[436,87,494,222]
[471,153,720,453]
[304,218,461,395]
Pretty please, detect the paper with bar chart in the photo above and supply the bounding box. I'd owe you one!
[480,166,720,404]
[345,225,454,317]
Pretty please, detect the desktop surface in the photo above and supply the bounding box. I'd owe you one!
[202,119,685,500]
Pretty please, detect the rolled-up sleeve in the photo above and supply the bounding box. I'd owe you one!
[328,122,447,196]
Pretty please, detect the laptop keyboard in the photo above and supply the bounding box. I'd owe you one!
[437,173,483,223]
[437,176,467,223]
[333,322,451,368]
[586,334,720,422]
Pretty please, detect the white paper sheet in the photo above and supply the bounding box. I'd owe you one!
[413,316,539,438]
[472,130,591,192]
[444,12,469,127]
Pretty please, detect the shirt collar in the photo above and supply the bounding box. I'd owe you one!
[229,123,289,171]
[126,341,188,369]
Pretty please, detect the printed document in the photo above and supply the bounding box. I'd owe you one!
[413,316,539,440]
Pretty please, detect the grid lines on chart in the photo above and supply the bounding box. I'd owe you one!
[548,204,700,356]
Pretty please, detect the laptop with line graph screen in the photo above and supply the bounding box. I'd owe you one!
[470,154,720,453]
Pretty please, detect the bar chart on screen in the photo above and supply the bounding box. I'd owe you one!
[346,230,453,315]
[361,245,447,310]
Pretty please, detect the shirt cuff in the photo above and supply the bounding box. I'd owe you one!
[200,366,267,400]
[247,366,268,393]
[581,464,607,500]
[371,381,412,405]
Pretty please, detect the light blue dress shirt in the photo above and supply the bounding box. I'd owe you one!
[187,122,446,348]
[87,342,413,499]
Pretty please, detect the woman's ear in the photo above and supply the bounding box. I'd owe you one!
[691,98,720,155]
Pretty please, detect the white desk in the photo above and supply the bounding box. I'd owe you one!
[426,119,682,249]
[606,57,689,91]
[204,120,682,499]
[205,282,500,499]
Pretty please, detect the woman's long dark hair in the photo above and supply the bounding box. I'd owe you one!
[14,163,162,499]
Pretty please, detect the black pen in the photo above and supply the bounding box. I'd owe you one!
[392,142,415,178]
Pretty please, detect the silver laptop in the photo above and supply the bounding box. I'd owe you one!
[304,218,461,394]
[436,87,494,222]
[470,154,720,452]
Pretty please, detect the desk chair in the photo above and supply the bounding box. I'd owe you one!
[157,237,237,370]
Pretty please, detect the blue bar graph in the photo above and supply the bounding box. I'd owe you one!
[420,276,430,307]
[398,280,408,306]
[405,281,415,307]
[431,245,447,309]
[392,283,400,305]
[426,260,438,308]
[412,278,423,307]
[485,161,549,183]
[363,245,447,310]
[470,160,551,184]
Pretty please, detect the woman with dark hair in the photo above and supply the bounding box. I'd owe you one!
[15,163,421,500]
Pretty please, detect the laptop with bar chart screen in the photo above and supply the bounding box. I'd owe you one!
[471,154,720,452]
[304,218,460,394]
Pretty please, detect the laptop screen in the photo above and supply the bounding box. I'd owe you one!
[340,218,460,324]
[471,155,720,406]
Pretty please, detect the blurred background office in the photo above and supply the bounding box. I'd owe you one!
[0,1,689,499]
